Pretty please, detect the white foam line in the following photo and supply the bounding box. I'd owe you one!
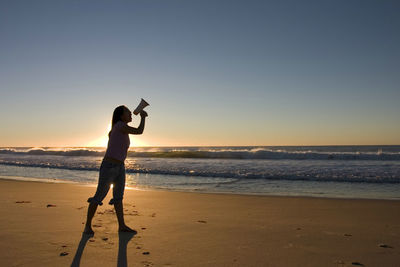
[0,175,153,192]
[0,175,80,184]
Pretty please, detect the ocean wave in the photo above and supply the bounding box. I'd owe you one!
[0,160,399,184]
[0,148,104,157]
[0,147,400,160]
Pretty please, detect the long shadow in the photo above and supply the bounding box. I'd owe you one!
[70,231,136,267]
[117,231,136,267]
[70,233,93,267]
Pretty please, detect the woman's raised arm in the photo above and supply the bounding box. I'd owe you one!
[120,112,146,135]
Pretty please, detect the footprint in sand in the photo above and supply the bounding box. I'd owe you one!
[46,204,57,208]
[142,251,150,255]
[197,220,207,223]
[351,262,364,266]
[15,200,31,203]
[105,209,115,214]
[102,237,108,241]
[141,260,154,266]
[141,227,146,230]
[150,213,156,217]
[378,243,393,248]
[344,234,352,237]
[60,252,69,256]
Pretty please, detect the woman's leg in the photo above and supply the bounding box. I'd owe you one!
[84,202,98,234]
[115,201,135,232]
[84,161,115,234]
[114,201,125,228]
[111,165,136,232]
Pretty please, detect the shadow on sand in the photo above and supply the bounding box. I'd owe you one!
[70,231,137,267]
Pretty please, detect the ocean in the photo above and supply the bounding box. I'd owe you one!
[0,146,399,200]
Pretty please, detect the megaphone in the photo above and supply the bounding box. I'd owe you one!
[133,98,149,115]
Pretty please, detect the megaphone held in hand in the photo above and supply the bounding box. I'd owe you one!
[133,98,149,115]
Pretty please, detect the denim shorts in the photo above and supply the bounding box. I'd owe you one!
[87,159,126,206]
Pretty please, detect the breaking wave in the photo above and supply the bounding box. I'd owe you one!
[0,147,399,160]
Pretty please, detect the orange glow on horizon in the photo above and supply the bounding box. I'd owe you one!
[86,122,149,147]
[86,123,111,147]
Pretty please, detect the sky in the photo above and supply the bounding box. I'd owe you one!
[1,0,399,147]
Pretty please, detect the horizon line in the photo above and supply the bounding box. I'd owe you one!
[1,144,399,148]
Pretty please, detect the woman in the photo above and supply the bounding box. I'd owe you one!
[83,105,148,235]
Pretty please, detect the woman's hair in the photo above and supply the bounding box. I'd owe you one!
[108,105,127,137]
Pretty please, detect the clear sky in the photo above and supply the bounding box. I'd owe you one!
[1,0,399,147]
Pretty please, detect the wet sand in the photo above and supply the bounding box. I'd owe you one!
[0,178,399,267]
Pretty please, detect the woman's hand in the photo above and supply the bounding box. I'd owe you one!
[140,110,148,118]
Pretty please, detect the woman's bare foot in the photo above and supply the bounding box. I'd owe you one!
[118,224,137,233]
[83,225,94,235]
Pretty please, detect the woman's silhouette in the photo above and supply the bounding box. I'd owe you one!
[83,105,147,235]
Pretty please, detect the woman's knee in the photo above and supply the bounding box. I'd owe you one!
[87,196,104,206]
[108,197,123,205]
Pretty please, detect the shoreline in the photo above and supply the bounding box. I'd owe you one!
[1,174,400,202]
[1,174,399,202]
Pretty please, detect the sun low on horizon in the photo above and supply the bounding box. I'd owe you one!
[85,122,149,148]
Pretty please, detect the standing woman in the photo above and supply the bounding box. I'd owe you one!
[83,105,148,235]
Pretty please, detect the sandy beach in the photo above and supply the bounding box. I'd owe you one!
[0,178,399,267]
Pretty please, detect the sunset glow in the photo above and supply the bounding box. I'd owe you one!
[86,123,111,147]
[0,1,399,147]
[86,122,149,148]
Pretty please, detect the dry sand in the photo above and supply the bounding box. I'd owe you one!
[0,178,399,267]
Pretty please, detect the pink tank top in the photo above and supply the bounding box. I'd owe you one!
[104,121,130,162]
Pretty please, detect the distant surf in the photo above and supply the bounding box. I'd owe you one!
[1,145,399,160]
[1,146,400,183]
[1,146,400,199]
